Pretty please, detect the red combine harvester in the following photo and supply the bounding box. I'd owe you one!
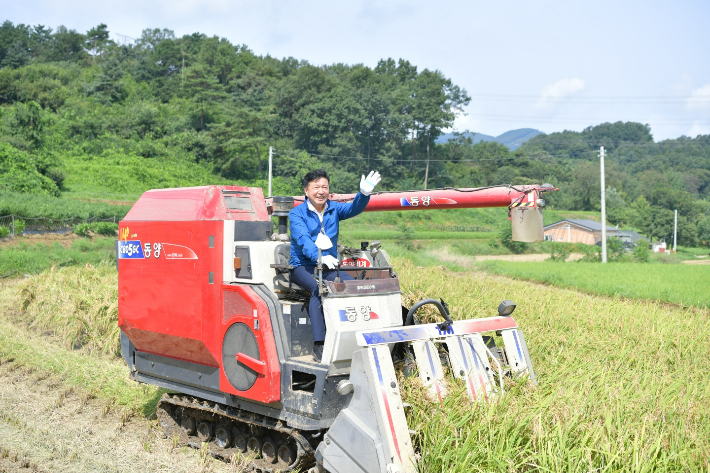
[118,184,554,473]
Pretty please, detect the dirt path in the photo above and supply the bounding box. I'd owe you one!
[474,253,585,262]
[0,359,231,473]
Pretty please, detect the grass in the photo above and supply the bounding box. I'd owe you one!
[61,152,233,202]
[476,260,710,308]
[0,236,116,276]
[0,190,130,219]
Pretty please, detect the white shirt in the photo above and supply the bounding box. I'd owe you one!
[306,199,328,224]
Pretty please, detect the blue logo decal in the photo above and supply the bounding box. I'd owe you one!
[118,240,145,259]
[435,325,455,336]
[400,197,411,206]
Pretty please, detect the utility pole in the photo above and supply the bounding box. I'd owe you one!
[424,130,430,190]
[673,209,678,253]
[600,146,607,263]
[268,147,273,198]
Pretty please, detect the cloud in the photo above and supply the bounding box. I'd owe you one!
[687,122,710,137]
[538,77,585,106]
[686,84,710,111]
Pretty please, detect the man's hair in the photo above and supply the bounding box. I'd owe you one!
[302,169,330,189]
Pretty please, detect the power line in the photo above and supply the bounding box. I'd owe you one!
[272,148,709,166]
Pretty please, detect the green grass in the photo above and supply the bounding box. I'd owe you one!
[0,191,130,219]
[476,260,710,308]
[341,229,495,241]
[0,236,116,276]
[62,152,233,201]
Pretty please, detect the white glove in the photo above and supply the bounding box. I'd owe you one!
[360,171,381,196]
[321,255,339,269]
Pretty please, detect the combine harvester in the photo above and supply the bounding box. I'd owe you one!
[117,184,554,472]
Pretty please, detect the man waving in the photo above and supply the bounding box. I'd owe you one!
[289,169,381,363]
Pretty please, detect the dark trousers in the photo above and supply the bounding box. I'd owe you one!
[291,265,354,342]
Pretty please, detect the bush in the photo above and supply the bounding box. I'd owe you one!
[547,243,571,262]
[90,221,118,236]
[73,222,91,236]
[396,223,415,250]
[632,244,650,262]
[13,219,25,234]
[579,245,601,262]
[0,225,9,238]
[499,225,527,254]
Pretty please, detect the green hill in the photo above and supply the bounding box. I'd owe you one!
[0,20,708,246]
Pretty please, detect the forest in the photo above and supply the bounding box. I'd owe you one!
[0,20,709,245]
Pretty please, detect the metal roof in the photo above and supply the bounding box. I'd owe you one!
[543,219,619,232]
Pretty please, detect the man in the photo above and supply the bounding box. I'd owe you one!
[289,168,381,363]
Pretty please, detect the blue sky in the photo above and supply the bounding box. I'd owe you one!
[2,0,709,140]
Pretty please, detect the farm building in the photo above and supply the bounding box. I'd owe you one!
[543,219,620,245]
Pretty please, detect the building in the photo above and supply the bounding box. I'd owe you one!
[617,229,649,245]
[543,219,620,245]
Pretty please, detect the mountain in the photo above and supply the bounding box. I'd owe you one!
[436,128,544,150]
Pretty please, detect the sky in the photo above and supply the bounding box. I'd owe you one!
[2,0,709,141]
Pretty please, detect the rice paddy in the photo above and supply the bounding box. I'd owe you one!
[3,256,709,472]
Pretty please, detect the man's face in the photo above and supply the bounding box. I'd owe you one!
[304,177,330,208]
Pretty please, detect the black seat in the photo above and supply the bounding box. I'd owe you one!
[273,243,308,295]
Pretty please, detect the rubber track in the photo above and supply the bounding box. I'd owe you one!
[156,393,317,472]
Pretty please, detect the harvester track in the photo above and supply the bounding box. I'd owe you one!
[156,393,317,472]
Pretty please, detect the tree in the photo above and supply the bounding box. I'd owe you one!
[1,41,29,69]
[628,195,653,235]
[87,56,125,103]
[181,65,228,130]
[45,25,85,62]
[411,69,470,188]
[85,24,112,62]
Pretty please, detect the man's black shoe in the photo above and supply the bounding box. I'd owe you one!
[313,343,324,363]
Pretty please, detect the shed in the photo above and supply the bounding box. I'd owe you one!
[543,219,619,245]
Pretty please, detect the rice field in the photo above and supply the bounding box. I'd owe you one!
[6,258,710,472]
[477,260,710,309]
[395,258,710,472]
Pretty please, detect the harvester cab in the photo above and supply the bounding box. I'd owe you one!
[117,184,553,473]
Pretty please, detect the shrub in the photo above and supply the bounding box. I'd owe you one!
[396,223,415,250]
[73,222,91,236]
[0,225,9,238]
[498,225,527,254]
[580,245,601,262]
[548,243,571,262]
[13,219,25,235]
[632,243,650,262]
[90,221,118,236]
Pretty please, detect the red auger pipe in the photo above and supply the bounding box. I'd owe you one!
[291,185,555,211]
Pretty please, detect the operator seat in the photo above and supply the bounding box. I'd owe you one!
[273,243,308,296]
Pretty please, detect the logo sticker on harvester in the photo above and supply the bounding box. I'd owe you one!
[118,241,197,260]
[118,240,145,259]
[400,196,457,207]
[339,306,380,322]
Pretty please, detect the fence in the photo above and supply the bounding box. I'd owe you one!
[0,215,117,237]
